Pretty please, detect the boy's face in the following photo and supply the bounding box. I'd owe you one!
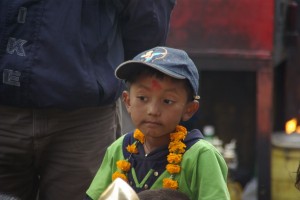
[123,74,199,142]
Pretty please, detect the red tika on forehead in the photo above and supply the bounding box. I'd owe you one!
[151,79,162,90]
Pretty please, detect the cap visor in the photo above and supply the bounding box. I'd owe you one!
[115,61,185,80]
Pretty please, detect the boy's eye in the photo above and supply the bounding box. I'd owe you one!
[163,99,174,104]
[137,96,147,101]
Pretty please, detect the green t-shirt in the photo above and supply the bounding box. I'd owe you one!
[86,130,230,200]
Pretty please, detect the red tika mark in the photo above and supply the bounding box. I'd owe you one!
[151,79,162,90]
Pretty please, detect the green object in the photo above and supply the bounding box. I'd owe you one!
[87,133,230,200]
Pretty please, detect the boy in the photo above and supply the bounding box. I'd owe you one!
[85,47,230,200]
[0,1,175,199]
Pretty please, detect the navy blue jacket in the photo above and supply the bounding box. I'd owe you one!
[0,0,175,109]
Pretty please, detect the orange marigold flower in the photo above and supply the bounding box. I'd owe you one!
[163,178,178,190]
[176,125,187,134]
[112,171,128,182]
[170,131,186,141]
[168,141,186,153]
[126,143,138,154]
[166,163,181,174]
[167,153,182,164]
[133,129,145,144]
[116,160,131,172]
[115,125,187,191]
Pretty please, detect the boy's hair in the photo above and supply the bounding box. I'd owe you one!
[115,46,200,100]
[124,66,195,101]
[137,189,190,200]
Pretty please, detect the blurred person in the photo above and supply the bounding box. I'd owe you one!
[0,1,176,200]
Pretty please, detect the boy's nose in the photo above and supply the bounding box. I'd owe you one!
[147,102,161,116]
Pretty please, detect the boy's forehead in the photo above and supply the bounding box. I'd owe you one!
[133,74,186,90]
[151,79,162,90]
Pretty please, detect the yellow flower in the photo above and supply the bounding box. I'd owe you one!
[116,160,131,172]
[126,143,138,154]
[166,163,181,174]
[170,131,186,141]
[112,171,128,182]
[114,125,187,191]
[163,178,179,190]
[133,129,145,144]
[168,141,186,154]
[176,125,187,134]
[170,125,187,141]
[167,153,182,164]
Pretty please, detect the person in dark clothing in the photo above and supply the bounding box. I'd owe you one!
[0,1,176,200]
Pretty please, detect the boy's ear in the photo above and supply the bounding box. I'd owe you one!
[122,91,131,113]
[182,100,199,121]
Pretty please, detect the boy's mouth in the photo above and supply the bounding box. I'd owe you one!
[143,120,162,127]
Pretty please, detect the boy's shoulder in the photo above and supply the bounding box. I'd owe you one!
[107,133,128,151]
[187,137,224,159]
[184,129,204,149]
[106,131,136,156]
[185,129,223,154]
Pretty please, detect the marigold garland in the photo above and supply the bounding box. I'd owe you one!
[168,141,186,153]
[112,171,128,182]
[126,143,138,154]
[133,129,145,144]
[166,164,181,174]
[167,153,182,164]
[112,125,187,190]
[162,178,179,190]
[116,160,131,171]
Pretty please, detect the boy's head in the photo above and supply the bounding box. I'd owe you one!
[115,46,200,101]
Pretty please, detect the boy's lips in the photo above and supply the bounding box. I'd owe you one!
[143,121,162,127]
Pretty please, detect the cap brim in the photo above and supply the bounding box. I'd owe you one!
[115,61,186,80]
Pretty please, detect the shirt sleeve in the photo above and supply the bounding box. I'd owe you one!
[182,140,231,200]
[86,136,125,200]
[85,150,114,200]
[197,149,230,199]
[113,0,177,59]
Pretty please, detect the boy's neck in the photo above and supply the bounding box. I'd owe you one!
[143,135,170,154]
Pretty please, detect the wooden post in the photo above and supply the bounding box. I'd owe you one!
[256,66,273,200]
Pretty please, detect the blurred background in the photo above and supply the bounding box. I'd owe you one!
[166,0,300,200]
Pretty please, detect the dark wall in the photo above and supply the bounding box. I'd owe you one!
[183,70,256,186]
[280,0,300,127]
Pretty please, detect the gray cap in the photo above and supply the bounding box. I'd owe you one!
[115,46,200,99]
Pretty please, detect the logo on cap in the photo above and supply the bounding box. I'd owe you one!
[140,47,167,63]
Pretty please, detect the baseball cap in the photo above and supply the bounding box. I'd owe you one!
[115,46,200,100]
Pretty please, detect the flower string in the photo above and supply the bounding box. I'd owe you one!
[112,125,187,190]
[111,129,144,182]
[163,125,187,190]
